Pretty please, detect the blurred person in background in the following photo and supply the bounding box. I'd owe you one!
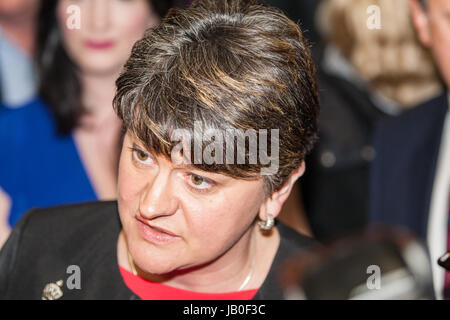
[370,0,450,299]
[300,0,443,241]
[0,0,173,248]
[0,0,40,108]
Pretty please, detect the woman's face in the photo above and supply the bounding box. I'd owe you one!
[57,0,159,76]
[0,0,40,17]
[118,132,267,275]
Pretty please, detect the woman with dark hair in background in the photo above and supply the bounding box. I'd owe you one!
[0,0,173,246]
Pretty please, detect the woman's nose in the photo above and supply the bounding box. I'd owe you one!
[88,0,111,33]
[139,170,178,220]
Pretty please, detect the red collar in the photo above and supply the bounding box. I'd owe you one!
[119,266,259,300]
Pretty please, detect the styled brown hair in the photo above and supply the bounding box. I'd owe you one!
[114,0,319,196]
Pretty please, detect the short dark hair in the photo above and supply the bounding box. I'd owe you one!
[114,0,320,195]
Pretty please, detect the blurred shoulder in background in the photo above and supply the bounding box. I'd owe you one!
[0,0,40,108]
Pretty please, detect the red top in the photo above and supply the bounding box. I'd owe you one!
[119,266,259,300]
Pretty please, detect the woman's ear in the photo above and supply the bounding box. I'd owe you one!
[258,162,305,221]
[409,0,431,47]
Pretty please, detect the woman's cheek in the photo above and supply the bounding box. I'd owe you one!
[188,195,231,232]
[118,166,144,203]
[56,2,87,65]
[113,4,157,40]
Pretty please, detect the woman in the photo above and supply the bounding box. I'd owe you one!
[0,0,320,299]
[0,0,173,240]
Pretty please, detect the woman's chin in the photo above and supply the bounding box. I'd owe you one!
[140,266,182,280]
[78,61,124,78]
[134,254,180,276]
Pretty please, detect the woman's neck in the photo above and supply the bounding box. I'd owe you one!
[78,72,121,132]
[72,72,122,200]
[163,227,257,292]
[119,223,280,293]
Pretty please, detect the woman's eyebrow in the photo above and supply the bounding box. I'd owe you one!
[128,134,152,152]
[131,142,146,150]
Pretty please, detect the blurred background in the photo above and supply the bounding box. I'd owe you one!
[0,0,448,299]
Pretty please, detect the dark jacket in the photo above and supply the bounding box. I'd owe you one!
[0,201,315,300]
[301,57,388,241]
[369,93,448,240]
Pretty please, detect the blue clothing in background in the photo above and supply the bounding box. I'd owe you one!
[0,98,97,226]
[0,27,37,108]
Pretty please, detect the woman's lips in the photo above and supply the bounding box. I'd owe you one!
[85,40,115,50]
[136,217,180,245]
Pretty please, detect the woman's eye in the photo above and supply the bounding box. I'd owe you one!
[189,174,212,190]
[137,151,148,161]
[132,148,153,165]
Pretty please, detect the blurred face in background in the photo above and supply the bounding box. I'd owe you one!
[0,0,39,20]
[410,0,450,87]
[57,0,160,76]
